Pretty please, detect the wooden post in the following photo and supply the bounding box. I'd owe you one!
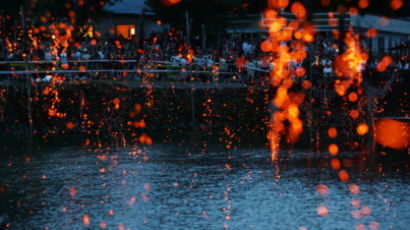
[25,62,33,145]
[190,87,195,144]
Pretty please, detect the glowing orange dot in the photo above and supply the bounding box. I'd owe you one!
[302,80,311,89]
[163,0,181,6]
[331,158,341,170]
[348,92,358,102]
[356,123,369,136]
[328,127,337,138]
[100,222,106,229]
[361,206,372,216]
[338,170,349,182]
[328,144,339,156]
[291,1,306,20]
[379,17,389,27]
[294,31,302,40]
[261,40,273,52]
[375,119,409,150]
[321,0,330,7]
[66,122,75,130]
[348,7,359,17]
[391,0,403,11]
[109,209,114,216]
[70,188,76,196]
[366,28,377,38]
[295,66,306,77]
[83,214,89,226]
[358,0,369,9]
[350,110,359,119]
[349,183,360,195]
[316,184,329,196]
[270,0,289,9]
[317,206,328,217]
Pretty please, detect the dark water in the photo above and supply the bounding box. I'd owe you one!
[0,146,409,229]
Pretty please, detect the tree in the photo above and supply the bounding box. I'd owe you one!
[0,0,120,39]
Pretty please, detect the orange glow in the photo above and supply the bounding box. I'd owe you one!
[70,188,76,196]
[348,7,359,17]
[113,98,120,110]
[356,123,369,136]
[358,0,369,9]
[338,170,349,182]
[83,214,89,226]
[269,0,289,9]
[316,184,329,195]
[348,92,358,102]
[391,0,403,10]
[100,222,106,229]
[366,28,377,38]
[349,183,360,195]
[66,122,75,130]
[328,144,339,155]
[350,109,360,119]
[375,119,409,150]
[328,18,338,27]
[291,2,306,20]
[379,17,389,27]
[163,0,181,6]
[328,127,337,138]
[317,206,328,217]
[331,158,341,170]
[295,66,305,77]
[321,0,330,7]
[376,56,393,72]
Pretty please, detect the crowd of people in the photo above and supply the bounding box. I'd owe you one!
[0,29,409,83]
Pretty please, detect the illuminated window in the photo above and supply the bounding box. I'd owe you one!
[116,24,136,40]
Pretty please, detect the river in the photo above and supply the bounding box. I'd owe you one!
[0,145,409,229]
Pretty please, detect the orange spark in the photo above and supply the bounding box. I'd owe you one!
[328,127,338,138]
[356,123,368,136]
[328,144,339,155]
[317,206,328,217]
[391,0,403,10]
[83,214,89,226]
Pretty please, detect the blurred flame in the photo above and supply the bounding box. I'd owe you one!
[375,119,409,150]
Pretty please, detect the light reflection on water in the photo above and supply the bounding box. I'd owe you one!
[0,146,409,229]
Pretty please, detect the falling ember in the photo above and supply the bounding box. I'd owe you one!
[317,206,329,217]
[66,122,75,130]
[349,184,360,195]
[70,188,76,196]
[83,214,89,226]
[331,158,341,170]
[328,127,338,138]
[162,0,181,7]
[328,144,339,156]
[375,119,409,150]
[390,0,403,11]
[356,123,369,136]
[338,170,349,182]
[113,98,120,110]
[316,184,329,196]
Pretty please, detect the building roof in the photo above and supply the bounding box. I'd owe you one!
[105,0,153,15]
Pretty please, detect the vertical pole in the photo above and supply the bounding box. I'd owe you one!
[26,62,33,146]
[185,11,190,47]
[191,87,195,144]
